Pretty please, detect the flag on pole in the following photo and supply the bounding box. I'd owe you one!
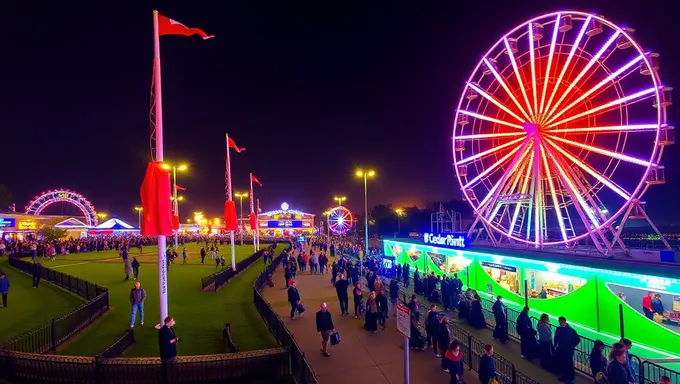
[249,212,257,230]
[140,162,173,236]
[251,174,262,187]
[228,137,245,153]
[158,14,214,40]
[176,185,187,191]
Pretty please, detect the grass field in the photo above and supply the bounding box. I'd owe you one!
[5,243,277,357]
[0,258,84,344]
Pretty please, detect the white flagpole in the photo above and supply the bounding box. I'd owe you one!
[226,134,236,271]
[152,10,169,329]
[249,173,256,253]
[256,199,261,249]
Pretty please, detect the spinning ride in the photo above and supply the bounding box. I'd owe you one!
[328,206,353,235]
[453,11,673,253]
[25,189,98,227]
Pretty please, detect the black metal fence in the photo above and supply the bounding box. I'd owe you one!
[1,257,109,353]
[223,323,239,353]
[201,241,280,291]
[253,242,319,384]
[96,330,135,359]
[397,274,680,384]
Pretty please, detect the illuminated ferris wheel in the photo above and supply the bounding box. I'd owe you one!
[453,11,673,253]
[328,206,353,235]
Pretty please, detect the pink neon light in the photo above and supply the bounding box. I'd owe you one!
[539,13,561,115]
[467,83,525,123]
[546,135,652,166]
[482,58,531,121]
[504,38,534,117]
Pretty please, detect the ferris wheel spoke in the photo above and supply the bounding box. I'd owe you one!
[539,13,561,116]
[483,58,532,121]
[467,83,526,123]
[504,37,535,118]
[543,16,592,118]
[546,135,653,167]
[549,124,658,134]
[544,31,621,122]
[543,138,631,200]
[546,87,657,128]
[458,110,524,130]
[528,24,539,116]
[457,137,525,165]
[463,144,523,189]
[508,150,534,236]
[479,142,533,217]
[454,132,526,140]
[544,55,645,126]
[539,143,569,242]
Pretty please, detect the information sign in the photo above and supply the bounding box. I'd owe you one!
[396,303,411,338]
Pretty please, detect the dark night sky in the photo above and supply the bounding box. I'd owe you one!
[2,0,679,225]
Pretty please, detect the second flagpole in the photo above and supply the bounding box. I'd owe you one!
[249,173,256,253]
[226,133,236,271]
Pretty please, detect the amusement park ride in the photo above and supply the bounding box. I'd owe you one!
[450,11,673,256]
[24,189,99,227]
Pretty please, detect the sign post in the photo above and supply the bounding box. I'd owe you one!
[396,303,411,384]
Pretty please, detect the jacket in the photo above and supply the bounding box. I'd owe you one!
[130,288,147,305]
[606,360,630,384]
[426,311,440,332]
[590,348,607,376]
[32,263,42,278]
[444,349,464,379]
[334,279,349,296]
[554,325,580,354]
[479,354,496,384]
[376,293,389,313]
[389,280,399,299]
[0,277,9,293]
[437,323,452,354]
[158,325,177,359]
[316,310,334,332]
[287,287,300,303]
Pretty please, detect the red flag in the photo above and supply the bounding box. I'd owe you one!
[158,14,214,40]
[224,201,238,231]
[176,185,187,191]
[228,137,245,153]
[249,212,258,230]
[251,174,262,187]
[140,162,173,236]
[171,215,180,230]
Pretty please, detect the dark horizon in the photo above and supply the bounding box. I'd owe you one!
[2,0,679,226]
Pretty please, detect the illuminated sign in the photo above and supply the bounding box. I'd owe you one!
[281,202,289,211]
[0,218,16,228]
[57,192,69,199]
[481,261,517,273]
[18,221,37,230]
[423,232,470,249]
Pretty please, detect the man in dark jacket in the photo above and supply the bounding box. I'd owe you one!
[316,302,335,357]
[334,274,350,315]
[0,272,9,308]
[554,316,581,383]
[492,296,509,343]
[389,279,399,316]
[516,306,536,358]
[32,261,42,288]
[425,304,440,355]
[158,316,179,362]
[129,281,147,327]
[376,289,389,330]
[287,280,301,320]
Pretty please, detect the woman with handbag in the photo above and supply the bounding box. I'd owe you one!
[364,291,378,333]
[315,303,335,357]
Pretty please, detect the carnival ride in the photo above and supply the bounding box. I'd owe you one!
[328,206,353,235]
[452,11,673,254]
[25,189,99,227]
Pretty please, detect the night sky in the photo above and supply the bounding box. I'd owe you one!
[3,0,679,225]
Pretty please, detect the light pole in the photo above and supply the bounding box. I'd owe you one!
[134,207,143,228]
[334,196,346,207]
[162,163,188,250]
[234,192,248,245]
[323,209,332,238]
[355,169,375,275]
[394,208,404,236]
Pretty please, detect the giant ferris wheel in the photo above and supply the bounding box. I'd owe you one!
[453,11,673,254]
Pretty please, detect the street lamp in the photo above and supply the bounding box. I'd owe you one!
[323,209,332,238]
[97,212,108,220]
[234,192,249,245]
[333,196,347,207]
[394,208,405,236]
[134,207,143,228]
[162,163,188,250]
[355,169,376,275]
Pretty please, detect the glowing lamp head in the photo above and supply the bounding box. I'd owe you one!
[281,202,289,211]
[355,170,364,177]
[177,164,188,171]
[368,170,376,177]
[134,207,142,212]
[161,164,171,170]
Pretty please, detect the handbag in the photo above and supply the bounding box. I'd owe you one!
[297,303,306,314]
[330,332,341,346]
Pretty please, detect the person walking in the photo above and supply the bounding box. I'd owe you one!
[426,304,440,354]
[479,344,497,384]
[124,258,133,281]
[0,272,9,308]
[389,278,399,317]
[287,280,302,320]
[32,261,42,288]
[131,257,140,280]
[376,289,389,330]
[537,313,554,371]
[129,281,146,328]
[316,303,335,357]
[334,274,350,315]
[492,296,509,343]
[158,316,179,363]
[554,316,581,383]
[517,306,536,358]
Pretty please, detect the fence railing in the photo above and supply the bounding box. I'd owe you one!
[96,330,135,359]
[396,273,680,384]
[223,323,239,353]
[0,257,110,353]
[253,241,319,384]
[201,241,280,292]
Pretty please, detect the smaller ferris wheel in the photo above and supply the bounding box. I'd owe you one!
[328,206,354,235]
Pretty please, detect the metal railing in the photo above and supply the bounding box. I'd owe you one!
[223,323,239,353]
[96,330,135,359]
[201,241,280,291]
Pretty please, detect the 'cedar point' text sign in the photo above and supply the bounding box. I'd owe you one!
[423,233,470,249]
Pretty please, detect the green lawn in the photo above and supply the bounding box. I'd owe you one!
[17,243,276,357]
[0,258,84,344]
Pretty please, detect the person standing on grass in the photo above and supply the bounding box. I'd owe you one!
[132,257,140,280]
[129,281,146,328]
[0,272,9,308]
[316,302,335,357]
[32,261,42,288]
[124,258,133,281]
[200,247,206,264]
[182,248,187,264]
[159,316,179,363]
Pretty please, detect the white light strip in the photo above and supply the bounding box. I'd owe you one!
[458,110,524,129]
[505,37,535,118]
[547,135,652,167]
[539,14,561,116]
[457,137,525,165]
[549,124,658,134]
[483,58,532,121]
[467,83,526,123]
